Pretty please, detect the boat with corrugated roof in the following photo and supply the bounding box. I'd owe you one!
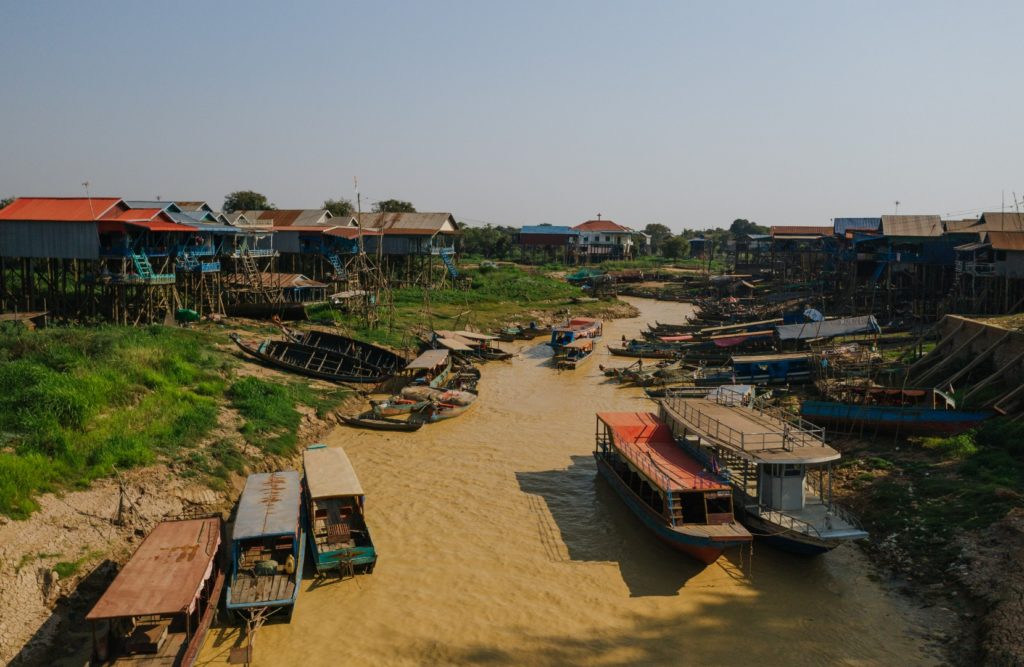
[85,516,224,667]
[226,471,305,620]
[303,445,378,575]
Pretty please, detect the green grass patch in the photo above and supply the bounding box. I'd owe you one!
[229,378,349,456]
[0,326,225,518]
[918,433,978,459]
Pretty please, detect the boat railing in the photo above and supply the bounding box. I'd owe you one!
[598,430,721,492]
[753,506,822,538]
[664,394,825,452]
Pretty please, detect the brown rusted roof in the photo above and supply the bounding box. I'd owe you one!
[354,212,458,235]
[769,226,832,237]
[223,272,328,288]
[976,212,1024,233]
[880,215,943,237]
[987,231,1024,251]
[943,218,980,232]
[86,517,221,620]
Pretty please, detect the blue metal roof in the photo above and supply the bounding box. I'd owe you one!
[167,211,237,232]
[834,218,881,235]
[233,471,301,541]
[520,225,579,235]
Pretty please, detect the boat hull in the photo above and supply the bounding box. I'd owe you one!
[608,346,678,359]
[734,509,836,556]
[800,401,992,436]
[595,456,743,564]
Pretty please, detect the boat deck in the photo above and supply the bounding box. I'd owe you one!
[597,412,726,492]
[748,496,868,539]
[231,573,296,605]
[677,521,752,541]
[660,398,839,464]
[107,633,186,666]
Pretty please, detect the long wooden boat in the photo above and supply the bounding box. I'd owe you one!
[594,412,752,564]
[607,343,679,359]
[371,396,430,417]
[418,390,478,422]
[555,338,594,370]
[226,471,305,620]
[399,349,453,389]
[86,516,224,667]
[340,412,424,432]
[303,445,378,574]
[800,399,992,436]
[281,326,406,375]
[729,353,812,385]
[230,334,393,384]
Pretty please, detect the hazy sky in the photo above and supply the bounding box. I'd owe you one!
[2,1,1023,231]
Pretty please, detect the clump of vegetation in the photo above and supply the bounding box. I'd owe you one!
[229,377,348,456]
[0,326,224,518]
[858,420,1024,576]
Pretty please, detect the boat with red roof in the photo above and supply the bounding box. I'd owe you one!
[593,412,752,564]
[549,317,602,351]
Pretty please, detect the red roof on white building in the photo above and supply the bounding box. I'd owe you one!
[573,219,632,233]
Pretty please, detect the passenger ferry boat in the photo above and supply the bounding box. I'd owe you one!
[594,412,752,564]
[226,471,305,620]
[303,445,378,575]
[86,516,224,667]
[550,317,603,351]
[659,393,867,555]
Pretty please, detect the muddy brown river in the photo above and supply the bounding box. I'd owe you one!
[198,298,945,666]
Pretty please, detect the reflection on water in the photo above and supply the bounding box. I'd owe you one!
[198,298,944,667]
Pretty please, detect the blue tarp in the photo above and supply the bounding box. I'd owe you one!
[233,471,301,540]
[775,315,881,341]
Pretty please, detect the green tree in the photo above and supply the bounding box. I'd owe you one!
[729,218,769,238]
[457,224,516,259]
[643,223,673,254]
[373,199,416,213]
[0,197,14,210]
[323,198,354,217]
[662,235,687,259]
[223,190,274,213]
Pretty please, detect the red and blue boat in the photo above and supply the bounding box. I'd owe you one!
[593,412,752,564]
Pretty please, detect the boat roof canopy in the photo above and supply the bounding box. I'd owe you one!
[596,412,728,492]
[564,338,593,349]
[775,315,881,341]
[406,349,449,369]
[86,517,221,620]
[233,471,301,541]
[434,336,474,351]
[304,446,364,498]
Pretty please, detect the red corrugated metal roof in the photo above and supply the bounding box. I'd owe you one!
[0,197,123,221]
[770,226,833,237]
[574,220,631,233]
[597,412,727,492]
[126,220,198,232]
[99,208,197,232]
[86,517,221,620]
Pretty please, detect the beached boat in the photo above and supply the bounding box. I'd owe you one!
[418,389,478,422]
[371,396,430,417]
[340,411,424,432]
[658,394,868,555]
[86,516,224,667]
[226,471,305,621]
[230,334,394,384]
[593,412,752,564]
[549,317,603,350]
[555,338,594,370]
[435,330,514,361]
[281,326,406,375]
[400,349,453,389]
[495,323,551,341]
[303,445,378,575]
[800,387,993,436]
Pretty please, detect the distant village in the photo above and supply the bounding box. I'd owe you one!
[0,194,1022,325]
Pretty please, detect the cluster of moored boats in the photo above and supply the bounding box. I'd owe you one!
[84,444,372,666]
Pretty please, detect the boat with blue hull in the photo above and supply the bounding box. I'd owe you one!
[226,471,305,621]
[800,386,993,436]
[303,445,378,575]
[729,353,812,385]
[658,394,868,555]
[594,412,752,564]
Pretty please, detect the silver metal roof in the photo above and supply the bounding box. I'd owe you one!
[304,446,364,499]
[232,471,301,540]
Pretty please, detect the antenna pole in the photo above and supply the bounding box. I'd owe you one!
[83,181,94,218]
